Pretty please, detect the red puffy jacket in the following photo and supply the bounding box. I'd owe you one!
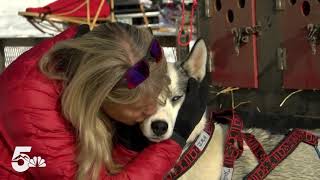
[0,26,182,180]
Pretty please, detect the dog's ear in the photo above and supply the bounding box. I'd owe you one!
[181,39,208,81]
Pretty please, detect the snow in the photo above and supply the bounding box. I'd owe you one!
[0,0,56,37]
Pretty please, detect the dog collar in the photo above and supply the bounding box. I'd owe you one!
[165,119,215,179]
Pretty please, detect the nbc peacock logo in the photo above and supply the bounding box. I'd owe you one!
[11,146,46,172]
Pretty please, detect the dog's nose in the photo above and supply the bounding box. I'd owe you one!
[151,120,168,136]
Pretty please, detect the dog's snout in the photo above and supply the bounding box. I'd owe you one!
[151,120,168,136]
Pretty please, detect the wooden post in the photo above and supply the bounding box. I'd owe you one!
[140,3,149,26]
[110,0,115,22]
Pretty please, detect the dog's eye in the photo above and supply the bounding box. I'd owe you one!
[171,95,183,102]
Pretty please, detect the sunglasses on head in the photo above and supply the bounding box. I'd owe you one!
[123,38,163,89]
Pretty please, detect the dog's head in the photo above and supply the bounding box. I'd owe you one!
[140,39,208,142]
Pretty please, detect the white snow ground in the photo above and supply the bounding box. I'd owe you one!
[0,0,56,37]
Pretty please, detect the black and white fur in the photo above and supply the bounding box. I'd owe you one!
[141,40,320,180]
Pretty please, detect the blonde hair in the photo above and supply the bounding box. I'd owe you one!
[39,22,170,180]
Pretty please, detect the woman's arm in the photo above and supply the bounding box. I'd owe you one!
[2,111,181,180]
[104,140,181,180]
[1,84,181,180]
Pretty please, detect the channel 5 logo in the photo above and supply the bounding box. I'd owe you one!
[11,146,46,172]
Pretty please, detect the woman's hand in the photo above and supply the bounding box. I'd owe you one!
[172,74,209,146]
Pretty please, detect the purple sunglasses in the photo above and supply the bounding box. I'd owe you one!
[122,38,163,89]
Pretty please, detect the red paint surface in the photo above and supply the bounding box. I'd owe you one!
[209,0,258,88]
[281,0,320,89]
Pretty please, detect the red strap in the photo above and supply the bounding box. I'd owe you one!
[217,111,319,180]
[214,111,244,168]
[165,120,215,179]
[242,133,267,163]
[245,129,319,180]
[177,0,198,46]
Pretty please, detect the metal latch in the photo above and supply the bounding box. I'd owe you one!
[306,24,320,55]
[275,0,286,11]
[231,23,262,56]
[277,47,287,71]
[205,0,213,18]
[208,50,215,72]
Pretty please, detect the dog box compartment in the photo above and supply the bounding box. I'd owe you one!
[280,0,320,89]
[199,0,320,128]
[209,0,258,88]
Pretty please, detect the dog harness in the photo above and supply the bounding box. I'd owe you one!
[165,119,215,180]
[216,111,320,180]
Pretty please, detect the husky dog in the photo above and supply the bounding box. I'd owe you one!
[140,39,320,180]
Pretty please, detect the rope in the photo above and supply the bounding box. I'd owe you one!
[177,0,198,46]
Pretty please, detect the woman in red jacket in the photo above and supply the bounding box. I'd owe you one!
[0,22,207,180]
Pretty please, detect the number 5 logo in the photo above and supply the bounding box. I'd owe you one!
[11,146,31,172]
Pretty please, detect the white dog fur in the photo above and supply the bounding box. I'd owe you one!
[141,40,320,180]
